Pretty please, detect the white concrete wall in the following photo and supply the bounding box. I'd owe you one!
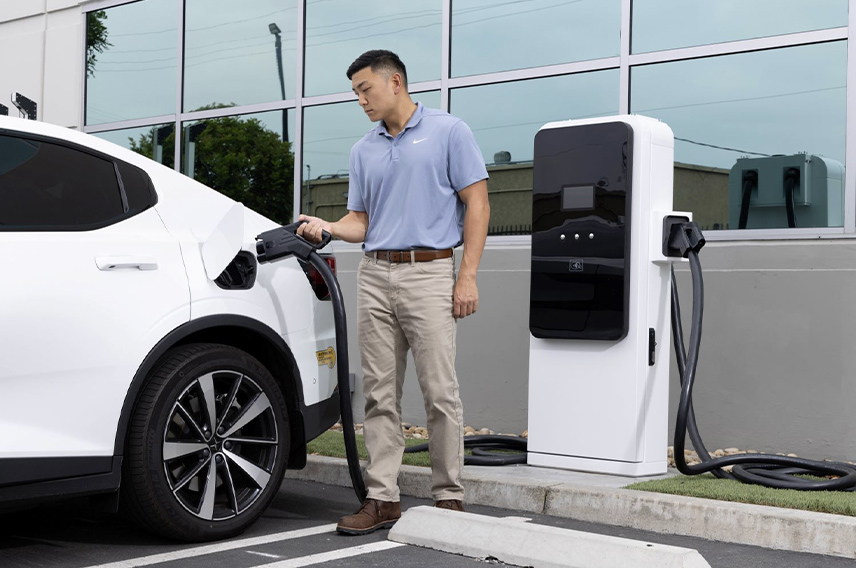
[334,238,856,464]
[0,2,84,127]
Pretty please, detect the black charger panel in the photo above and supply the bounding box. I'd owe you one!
[529,122,633,340]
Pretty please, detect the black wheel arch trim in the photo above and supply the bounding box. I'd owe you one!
[115,315,336,469]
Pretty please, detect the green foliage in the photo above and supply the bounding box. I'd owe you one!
[129,125,174,168]
[128,107,294,223]
[86,10,111,77]
[627,473,856,516]
[192,114,293,224]
[307,431,436,468]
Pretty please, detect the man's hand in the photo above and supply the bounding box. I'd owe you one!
[297,214,333,244]
[453,274,478,319]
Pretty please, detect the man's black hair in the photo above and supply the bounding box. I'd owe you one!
[346,50,408,87]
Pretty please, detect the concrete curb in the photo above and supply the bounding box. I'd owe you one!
[285,455,856,559]
[389,505,712,568]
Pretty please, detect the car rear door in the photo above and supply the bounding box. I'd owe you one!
[0,132,189,482]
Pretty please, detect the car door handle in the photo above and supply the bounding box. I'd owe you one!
[95,256,159,271]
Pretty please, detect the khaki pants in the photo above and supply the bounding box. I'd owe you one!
[357,254,464,502]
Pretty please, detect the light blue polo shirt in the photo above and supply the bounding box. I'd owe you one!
[347,102,488,251]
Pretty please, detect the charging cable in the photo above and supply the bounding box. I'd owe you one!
[669,221,856,489]
[404,434,527,466]
[257,222,368,502]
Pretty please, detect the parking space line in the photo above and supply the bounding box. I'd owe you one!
[81,523,337,568]
[261,541,406,568]
[247,551,283,559]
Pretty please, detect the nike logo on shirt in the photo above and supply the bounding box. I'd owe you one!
[413,138,428,144]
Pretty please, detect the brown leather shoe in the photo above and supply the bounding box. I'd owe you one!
[336,499,401,535]
[434,499,464,512]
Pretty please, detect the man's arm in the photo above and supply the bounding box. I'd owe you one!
[298,210,369,244]
[454,179,490,319]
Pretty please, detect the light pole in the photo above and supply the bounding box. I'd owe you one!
[268,22,288,143]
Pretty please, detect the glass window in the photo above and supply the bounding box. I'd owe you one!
[0,135,125,230]
[452,0,620,78]
[117,161,158,215]
[632,0,848,54]
[301,92,440,221]
[85,0,178,125]
[631,42,847,231]
[184,0,298,112]
[94,123,176,166]
[450,71,620,234]
[304,0,441,97]
[180,110,295,224]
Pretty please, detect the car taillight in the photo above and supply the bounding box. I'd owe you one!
[306,255,336,300]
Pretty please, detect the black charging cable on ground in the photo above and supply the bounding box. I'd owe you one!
[404,434,527,466]
[668,221,856,490]
[256,222,368,502]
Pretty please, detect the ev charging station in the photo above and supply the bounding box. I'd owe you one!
[728,153,844,230]
[527,115,686,477]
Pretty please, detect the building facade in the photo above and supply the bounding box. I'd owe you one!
[3,0,856,461]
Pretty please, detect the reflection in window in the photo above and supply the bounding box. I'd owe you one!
[452,0,620,78]
[450,71,619,235]
[632,0,847,54]
[631,42,847,230]
[179,110,295,224]
[304,0,441,96]
[94,124,175,165]
[184,0,298,113]
[301,92,440,220]
[0,135,123,230]
[85,0,178,125]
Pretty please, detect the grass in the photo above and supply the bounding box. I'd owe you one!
[309,431,856,517]
[626,473,856,517]
[307,431,434,468]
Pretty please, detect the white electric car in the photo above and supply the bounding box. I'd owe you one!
[0,116,341,541]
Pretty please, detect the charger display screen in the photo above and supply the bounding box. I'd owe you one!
[561,185,594,211]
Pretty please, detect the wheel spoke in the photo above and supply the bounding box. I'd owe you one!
[224,449,271,489]
[217,374,243,431]
[172,455,211,491]
[163,441,208,461]
[176,401,207,441]
[225,435,278,445]
[196,372,218,433]
[220,456,239,515]
[198,460,218,520]
[222,393,272,438]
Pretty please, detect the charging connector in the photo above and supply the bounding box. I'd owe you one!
[256,221,331,263]
[664,217,705,258]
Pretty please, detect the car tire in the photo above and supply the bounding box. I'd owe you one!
[122,343,290,541]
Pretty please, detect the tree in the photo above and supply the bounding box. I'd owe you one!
[86,10,111,77]
[129,108,294,224]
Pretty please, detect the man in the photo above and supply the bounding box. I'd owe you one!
[298,49,490,535]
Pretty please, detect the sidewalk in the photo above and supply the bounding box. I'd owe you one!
[285,455,856,560]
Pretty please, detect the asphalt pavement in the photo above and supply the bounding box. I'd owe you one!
[1,474,854,568]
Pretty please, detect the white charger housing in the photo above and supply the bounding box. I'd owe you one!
[527,114,688,476]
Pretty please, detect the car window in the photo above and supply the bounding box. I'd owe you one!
[116,160,158,215]
[0,134,126,230]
